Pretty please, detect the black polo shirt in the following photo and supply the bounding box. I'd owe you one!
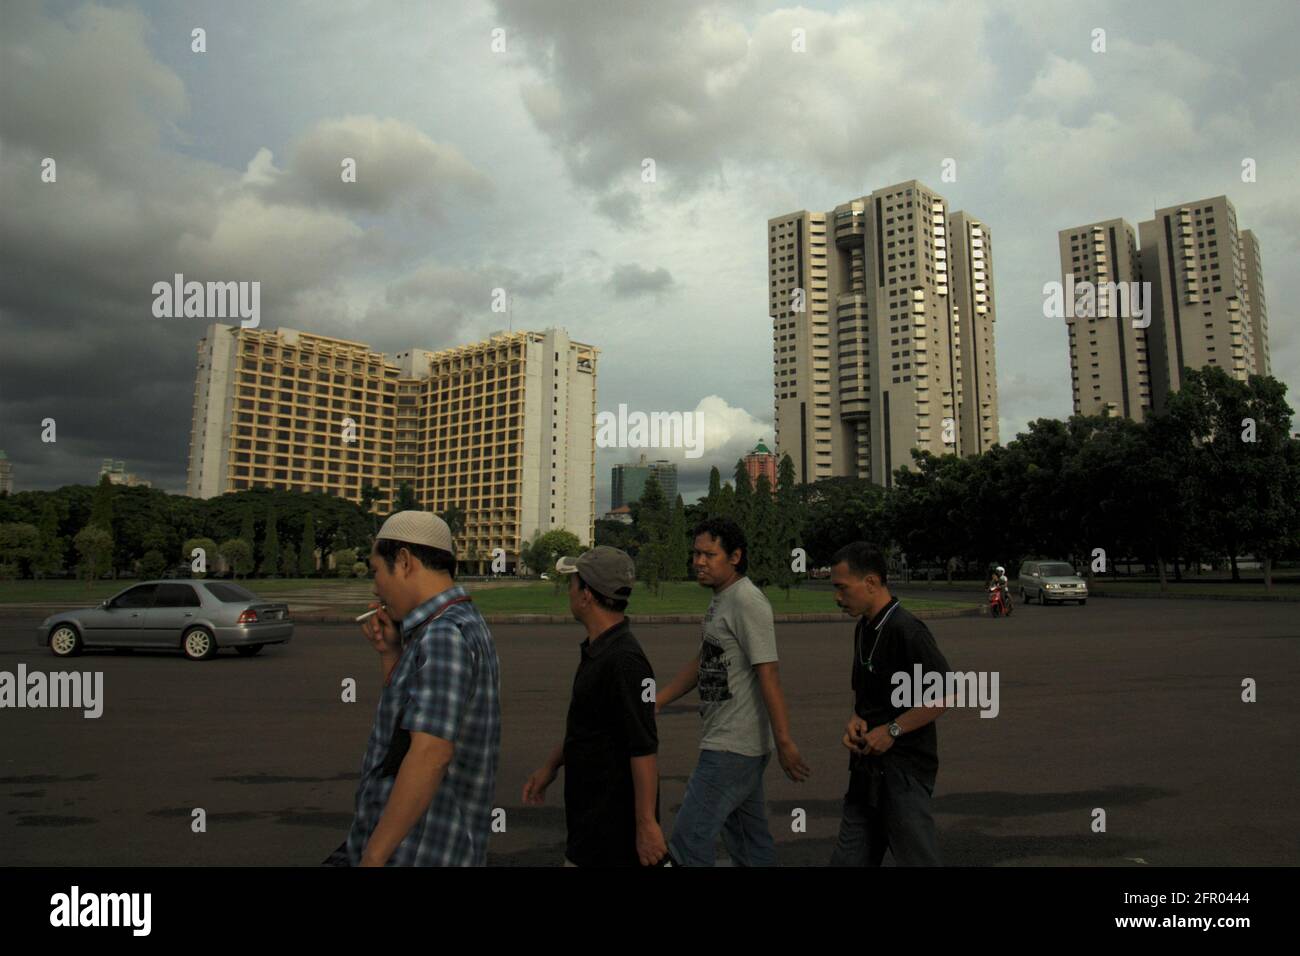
[850,598,951,790]
[563,618,659,867]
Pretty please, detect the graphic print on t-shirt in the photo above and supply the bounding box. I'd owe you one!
[698,632,731,704]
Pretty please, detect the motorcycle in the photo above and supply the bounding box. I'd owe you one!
[989,584,1013,617]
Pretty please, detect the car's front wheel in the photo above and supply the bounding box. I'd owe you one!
[182,627,217,661]
[49,625,82,658]
[234,645,263,657]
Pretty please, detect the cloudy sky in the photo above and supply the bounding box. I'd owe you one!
[2,0,1297,508]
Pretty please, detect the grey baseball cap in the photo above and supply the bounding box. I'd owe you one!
[375,511,455,555]
[555,546,635,601]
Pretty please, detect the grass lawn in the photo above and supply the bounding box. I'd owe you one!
[0,578,973,614]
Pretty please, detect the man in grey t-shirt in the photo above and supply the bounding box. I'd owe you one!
[656,517,810,865]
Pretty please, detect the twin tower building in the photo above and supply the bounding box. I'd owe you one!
[771,181,1269,487]
[183,181,1268,568]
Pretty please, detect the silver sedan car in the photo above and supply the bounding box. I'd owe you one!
[36,579,293,661]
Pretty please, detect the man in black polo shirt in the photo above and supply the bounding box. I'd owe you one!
[522,546,667,866]
[828,541,950,866]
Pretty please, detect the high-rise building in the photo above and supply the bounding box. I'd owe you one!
[743,440,778,489]
[1063,196,1270,421]
[611,454,677,508]
[1240,229,1269,377]
[1058,219,1154,420]
[99,459,152,488]
[1139,196,1266,405]
[0,450,12,495]
[186,324,598,573]
[771,180,999,487]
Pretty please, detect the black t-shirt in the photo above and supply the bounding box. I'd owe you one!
[562,618,658,866]
[850,598,951,789]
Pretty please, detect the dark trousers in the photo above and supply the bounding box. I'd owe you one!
[829,759,941,866]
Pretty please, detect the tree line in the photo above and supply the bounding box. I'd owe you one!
[4,367,1295,589]
[594,367,1300,591]
[0,485,375,581]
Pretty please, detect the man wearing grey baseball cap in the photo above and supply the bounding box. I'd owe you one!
[522,546,669,866]
[339,510,501,866]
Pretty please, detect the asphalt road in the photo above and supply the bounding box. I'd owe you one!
[1,592,1296,866]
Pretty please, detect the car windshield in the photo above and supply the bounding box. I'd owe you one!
[1040,563,1076,577]
[203,582,257,603]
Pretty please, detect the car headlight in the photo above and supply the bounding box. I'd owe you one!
[1045,584,1058,589]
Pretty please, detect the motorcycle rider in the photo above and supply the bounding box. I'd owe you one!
[988,566,1012,615]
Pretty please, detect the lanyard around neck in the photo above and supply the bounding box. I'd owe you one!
[859,601,898,670]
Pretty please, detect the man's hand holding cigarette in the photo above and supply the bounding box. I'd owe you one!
[358,603,399,656]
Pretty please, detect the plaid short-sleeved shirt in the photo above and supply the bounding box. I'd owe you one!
[346,586,501,866]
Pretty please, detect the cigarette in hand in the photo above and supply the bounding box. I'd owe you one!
[355,606,384,623]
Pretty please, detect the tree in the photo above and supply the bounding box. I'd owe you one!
[360,483,381,515]
[634,474,672,594]
[89,474,114,532]
[88,475,115,574]
[0,522,39,578]
[522,529,583,577]
[32,501,64,579]
[260,504,281,577]
[239,511,257,569]
[443,503,467,540]
[332,547,358,577]
[733,459,753,543]
[182,536,218,577]
[139,550,167,578]
[667,495,689,582]
[716,482,736,522]
[393,483,418,513]
[771,454,804,594]
[280,541,298,578]
[802,476,887,566]
[75,525,114,582]
[219,538,253,579]
[701,467,723,518]
[748,474,778,587]
[594,518,639,553]
[1163,368,1299,588]
[300,513,317,576]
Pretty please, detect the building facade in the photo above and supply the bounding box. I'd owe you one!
[1058,219,1154,420]
[0,451,11,495]
[99,459,152,488]
[743,440,778,489]
[185,324,598,572]
[611,453,678,508]
[1060,195,1270,421]
[770,180,999,488]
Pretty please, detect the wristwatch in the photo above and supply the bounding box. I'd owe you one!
[887,721,902,738]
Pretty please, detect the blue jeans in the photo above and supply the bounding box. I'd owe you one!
[829,759,941,866]
[669,750,776,867]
